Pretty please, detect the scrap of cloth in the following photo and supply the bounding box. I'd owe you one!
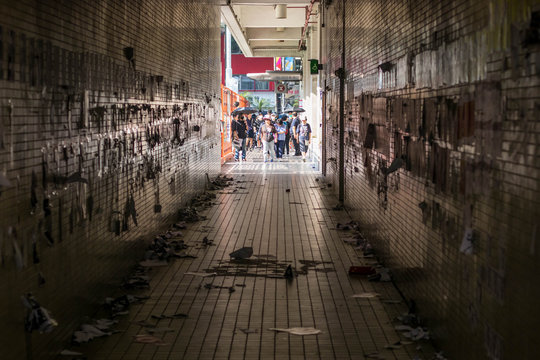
[269,327,322,335]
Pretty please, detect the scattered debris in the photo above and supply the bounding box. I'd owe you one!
[395,325,413,331]
[365,353,386,359]
[177,207,207,222]
[146,327,175,334]
[151,313,188,320]
[60,350,84,356]
[297,260,334,274]
[204,257,332,278]
[104,295,148,317]
[202,236,214,246]
[208,174,234,190]
[384,340,412,350]
[133,334,168,346]
[134,320,157,328]
[396,313,420,327]
[173,221,187,229]
[384,343,400,350]
[201,283,237,293]
[175,252,197,259]
[73,324,111,344]
[229,247,253,259]
[123,275,150,289]
[269,327,322,336]
[368,268,391,282]
[94,319,118,330]
[401,326,430,341]
[363,246,375,256]
[336,221,360,231]
[284,264,295,278]
[22,293,58,333]
[191,192,217,208]
[239,328,258,334]
[332,203,344,210]
[185,272,217,277]
[351,292,380,298]
[165,230,184,238]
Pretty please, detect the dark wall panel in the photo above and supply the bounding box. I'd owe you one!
[321,0,540,359]
[0,1,221,359]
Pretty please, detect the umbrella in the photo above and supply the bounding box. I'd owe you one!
[293,107,306,113]
[231,107,258,115]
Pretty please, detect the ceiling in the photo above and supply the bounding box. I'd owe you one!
[220,0,319,58]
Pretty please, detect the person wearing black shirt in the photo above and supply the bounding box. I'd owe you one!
[282,115,291,155]
[246,114,256,150]
[290,112,301,156]
[231,113,248,161]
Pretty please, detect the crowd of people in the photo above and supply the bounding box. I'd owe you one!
[231,111,312,163]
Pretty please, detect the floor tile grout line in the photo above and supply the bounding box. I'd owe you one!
[310,182,398,358]
[107,190,235,360]
[302,176,355,359]
[76,160,437,360]
[238,171,266,360]
[220,174,264,359]
[298,173,335,360]
[157,179,248,358]
[183,179,259,359]
[158,185,238,359]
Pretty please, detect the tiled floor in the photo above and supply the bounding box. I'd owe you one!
[74,151,436,359]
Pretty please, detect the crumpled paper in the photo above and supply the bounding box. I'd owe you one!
[269,327,322,336]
